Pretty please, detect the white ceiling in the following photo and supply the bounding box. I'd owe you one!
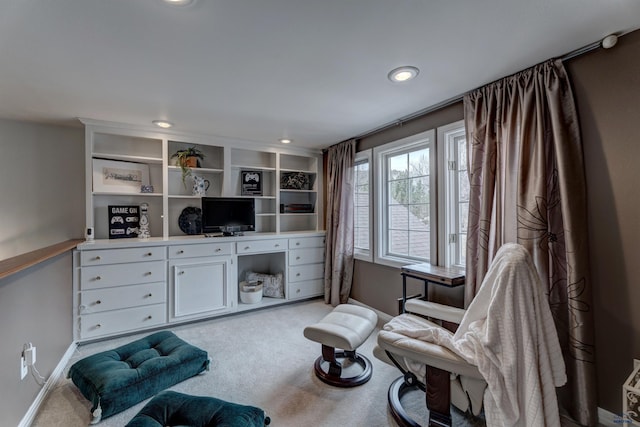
[0,0,639,150]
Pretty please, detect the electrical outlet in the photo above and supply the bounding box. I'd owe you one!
[20,356,28,380]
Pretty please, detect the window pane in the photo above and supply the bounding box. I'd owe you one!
[409,231,430,259]
[457,139,467,171]
[459,233,467,265]
[388,153,408,180]
[355,192,369,206]
[458,171,469,202]
[356,227,369,249]
[389,229,409,256]
[459,201,468,233]
[353,158,370,254]
[409,148,429,177]
[409,176,429,204]
[409,204,429,231]
[389,204,409,230]
[389,180,409,205]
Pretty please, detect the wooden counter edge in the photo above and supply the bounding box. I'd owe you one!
[0,239,84,281]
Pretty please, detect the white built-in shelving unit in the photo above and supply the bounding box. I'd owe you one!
[82,119,323,239]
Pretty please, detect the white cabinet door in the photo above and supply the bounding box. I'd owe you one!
[170,257,234,321]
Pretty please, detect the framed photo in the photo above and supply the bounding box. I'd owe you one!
[108,205,140,239]
[241,170,263,196]
[93,159,150,194]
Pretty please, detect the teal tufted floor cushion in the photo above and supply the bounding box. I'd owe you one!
[68,331,210,424]
[125,391,270,427]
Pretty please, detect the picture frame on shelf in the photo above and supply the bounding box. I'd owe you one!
[108,205,140,239]
[93,159,150,193]
[241,170,263,196]
[280,171,315,190]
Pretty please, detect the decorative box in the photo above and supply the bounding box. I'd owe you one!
[623,361,640,425]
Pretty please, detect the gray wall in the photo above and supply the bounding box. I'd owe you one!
[0,119,84,425]
[566,30,640,414]
[351,30,640,415]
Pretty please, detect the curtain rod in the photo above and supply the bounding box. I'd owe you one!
[328,37,606,149]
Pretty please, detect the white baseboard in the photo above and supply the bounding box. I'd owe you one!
[18,342,78,427]
[598,407,617,426]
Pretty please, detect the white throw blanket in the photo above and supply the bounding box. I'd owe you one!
[384,243,567,427]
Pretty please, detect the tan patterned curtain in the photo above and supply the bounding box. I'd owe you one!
[324,139,356,306]
[464,59,597,425]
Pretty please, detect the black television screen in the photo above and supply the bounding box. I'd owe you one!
[201,197,255,234]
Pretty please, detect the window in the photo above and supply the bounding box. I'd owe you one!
[362,121,468,268]
[354,150,372,261]
[438,120,467,267]
[374,130,436,267]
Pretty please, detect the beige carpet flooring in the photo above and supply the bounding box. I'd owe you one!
[31,299,432,427]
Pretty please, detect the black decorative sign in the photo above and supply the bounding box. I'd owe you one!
[108,205,140,239]
[241,170,263,196]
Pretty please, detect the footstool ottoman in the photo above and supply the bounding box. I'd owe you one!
[303,304,378,387]
[126,391,270,427]
[68,330,210,424]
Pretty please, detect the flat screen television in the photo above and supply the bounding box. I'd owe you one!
[201,197,255,235]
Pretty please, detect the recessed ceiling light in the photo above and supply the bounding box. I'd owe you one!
[388,66,420,83]
[163,0,196,6]
[152,120,173,129]
[279,138,292,144]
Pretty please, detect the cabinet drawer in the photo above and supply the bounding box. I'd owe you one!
[289,280,324,300]
[80,260,166,290]
[289,236,325,249]
[289,248,325,266]
[289,263,324,283]
[79,304,166,339]
[79,282,166,314]
[169,243,232,259]
[236,239,287,254]
[81,247,165,266]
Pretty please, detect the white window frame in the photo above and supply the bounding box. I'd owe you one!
[437,120,467,267]
[354,149,373,262]
[373,129,437,268]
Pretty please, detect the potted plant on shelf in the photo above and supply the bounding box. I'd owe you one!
[171,146,205,187]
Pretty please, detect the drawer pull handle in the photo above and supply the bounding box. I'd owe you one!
[296,289,301,293]
[296,256,301,260]
[145,272,152,276]
[178,250,184,254]
[296,242,300,246]
[95,276,101,281]
[179,271,185,275]
[146,252,153,256]
[96,324,102,329]
[275,244,280,247]
[215,248,221,252]
[95,300,101,305]
[94,256,102,260]
[146,315,153,320]
[146,293,153,298]
[296,273,301,277]
[244,246,250,250]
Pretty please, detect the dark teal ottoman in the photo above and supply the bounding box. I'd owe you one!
[68,331,210,424]
[126,391,270,427]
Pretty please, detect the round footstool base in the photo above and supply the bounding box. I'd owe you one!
[313,351,373,387]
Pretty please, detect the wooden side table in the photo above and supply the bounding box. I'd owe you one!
[399,263,465,313]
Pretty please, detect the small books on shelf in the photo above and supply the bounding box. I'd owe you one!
[280,204,314,213]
